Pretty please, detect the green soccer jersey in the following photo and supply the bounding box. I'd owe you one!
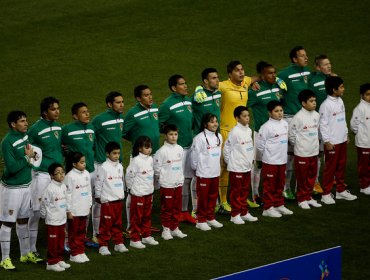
[1,130,32,187]
[122,103,160,153]
[159,92,193,149]
[278,64,311,116]
[28,118,63,172]
[248,81,282,132]
[191,87,221,135]
[62,121,96,172]
[92,109,123,164]
[309,71,328,110]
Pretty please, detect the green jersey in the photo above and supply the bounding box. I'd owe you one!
[28,118,63,172]
[1,130,32,187]
[191,87,221,135]
[92,109,123,164]
[159,93,193,149]
[278,64,311,116]
[248,81,282,132]
[122,103,160,153]
[62,121,96,172]
[309,71,328,110]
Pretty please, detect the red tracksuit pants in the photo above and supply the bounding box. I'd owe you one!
[160,186,182,230]
[130,194,153,242]
[68,216,87,256]
[47,224,65,265]
[229,171,251,217]
[99,200,124,247]
[262,163,286,210]
[357,147,370,189]
[295,155,318,202]
[196,177,219,223]
[322,142,347,195]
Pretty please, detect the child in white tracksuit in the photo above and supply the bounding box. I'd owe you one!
[223,106,257,225]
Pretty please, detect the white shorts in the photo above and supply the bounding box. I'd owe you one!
[182,148,195,179]
[0,185,32,222]
[30,171,51,211]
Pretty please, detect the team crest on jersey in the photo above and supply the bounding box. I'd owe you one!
[304,76,308,84]
[8,210,13,216]
[216,99,220,106]
[120,123,123,131]
[167,160,171,163]
[187,105,192,112]
[153,113,158,120]
[276,92,282,99]
[54,131,59,139]
[89,134,93,142]
[142,171,147,175]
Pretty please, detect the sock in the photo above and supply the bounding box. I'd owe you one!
[92,202,101,236]
[190,177,197,212]
[316,157,321,183]
[85,213,90,237]
[16,223,30,257]
[182,178,191,212]
[219,186,228,204]
[285,155,294,190]
[28,211,40,252]
[0,224,12,261]
[251,165,261,197]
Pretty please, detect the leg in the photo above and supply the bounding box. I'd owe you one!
[334,142,347,193]
[229,172,242,217]
[111,202,124,245]
[98,203,113,247]
[141,195,153,238]
[130,196,143,242]
[196,177,210,223]
[206,177,220,221]
[160,187,173,230]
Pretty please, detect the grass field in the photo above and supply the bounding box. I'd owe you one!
[1,0,370,279]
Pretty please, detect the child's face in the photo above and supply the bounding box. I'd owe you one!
[52,167,65,182]
[333,84,345,97]
[302,97,316,111]
[73,156,86,171]
[237,110,250,126]
[165,131,178,144]
[362,90,370,103]
[206,117,218,132]
[269,106,283,120]
[107,149,120,162]
[139,145,152,156]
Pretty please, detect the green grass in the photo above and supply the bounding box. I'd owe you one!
[1,0,370,279]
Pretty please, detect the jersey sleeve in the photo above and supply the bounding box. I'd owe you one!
[350,106,361,134]
[158,102,170,133]
[2,139,30,175]
[122,110,135,141]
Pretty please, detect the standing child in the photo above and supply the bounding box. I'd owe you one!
[95,141,128,255]
[288,90,322,209]
[126,136,159,248]
[320,76,357,204]
[257,100,293,218]
[40,163,71,272]
[154,124,187,240]
[350,83,370,195]
[224,106,258,224]
[64,152,92,263]
[191,113,223,231]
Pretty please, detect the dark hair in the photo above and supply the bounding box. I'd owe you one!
[7,111,27,128]
[234,106,248,118]
[298,89,316,104]
[325,76,344,95]
[134,85,150,99]
[105,91,123,105]
[163,124,178,135]
[289,46,305,63]
[256,61,273,74]
[360,83,370,95]
[201,68,218,81]
[314,54,328,67]
[40,96,59,118]
[227,60,242,74]
[200,113,221,146]
[48,162,64,176]
[65,151,85,173]
[71,102,87,116]
[267,100,283,112]
[132,136,152,157]
[168,74,184,91]
[105,141,121,154]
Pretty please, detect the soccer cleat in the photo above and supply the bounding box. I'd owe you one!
[57,261,71,268]
[85,237,99,248]
[313,182,324,194]
[161,227,173,240]
[247,199,260,208]
[92,235,100,243]
[20,251,44,264]
[254,195,263,207]
[230,214,245,225]
[262,207,282,218]
[207,219,223,228]
[114,243,129,252]
[99,246,111,256]
[275,205,293,215]
[122,230,131,239]
[0,257,16,270]
[195,222,212,231]
[283,189,296,200]
[64,242,71,253]
[218,202,231,214]
[360,186,370,195]
[298,201,311,210]
[336,190,357,201]
[191,210,197,219]
[70,254,86,263]
[170,228,187,238]
[180,212,197,224]
[321,194,336,205]
[214,204,220,213]
[46,263,65,272]
[142,236,159,246]
[130,240,146,249]
[241,212,258,222]
[307,199,322,208]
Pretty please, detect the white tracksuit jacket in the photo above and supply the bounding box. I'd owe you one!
[40,180,67,226]
[350,99,370,148]
[125,153,154,196]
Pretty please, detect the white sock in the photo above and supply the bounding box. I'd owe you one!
[0,224,12,261]
[182,178,191,212]
[251,165,261,197]
[28,211,40,252]
[316,157,321,183]
[92,202,101,236]
[285,155,294,190]
[125,194,131,231]
[16,223,30,257]
[190,177,197,212]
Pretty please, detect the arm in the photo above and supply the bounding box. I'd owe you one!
[2,140,32,175]
[190,136,201,171]
[125,160,136,191]
[223,132,234,165]
[40,188,51,219]
[288,116,299,145]
[350,107,360,134]
[122,111,134,141]
[153,150,162,177]
[64,174,73,219]
[256,125,267,156]
[158,103,170,133]
[94,166,105,203]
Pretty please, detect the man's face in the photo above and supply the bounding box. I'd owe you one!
[108,96,124,114]
[316,58,332,75]
[73,106,90,124]
[293,49,308,67]
[44,102,60,121]
[204,72,219,91]
[172,78,188,96]
[262,66,277,85]
[137,88,153,108]
[229,64,245,84]
[12,116,28,133]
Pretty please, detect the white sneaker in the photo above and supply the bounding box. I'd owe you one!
[321,193,336,205]
[161,227,173,240]
[230,214,245,225]
[99,246,111,256]
[275,205,293,215]
[57,261,71,269]
[46,263,65,272]
[70,254,86,263]
[360,186,370,195]
[307,199,322,208]
[142,236,159,246]
[207,219,223,228]
[298,201,310,210]
[262,207,282,218]
[130,240,146,249]
[114,243,129,252]
[80,253,89,262]
[241,213,258,222]
[336,190,357,201]
[196,222,212,231]
[170,228,187,238]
